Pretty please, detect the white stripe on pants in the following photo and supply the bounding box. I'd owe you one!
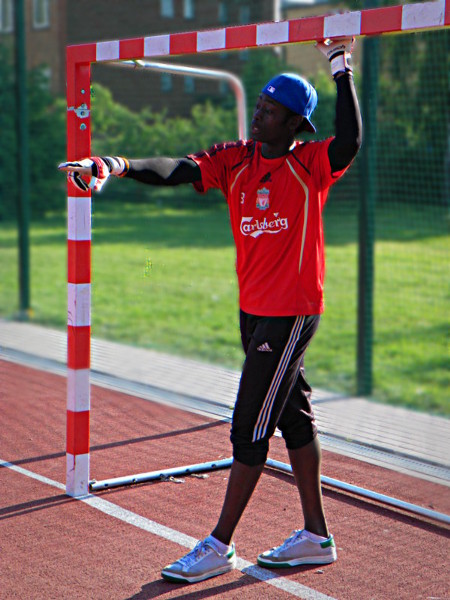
[252,316,305,442]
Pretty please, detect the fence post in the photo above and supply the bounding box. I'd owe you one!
[357,1,380,396]
[14,0,31,319]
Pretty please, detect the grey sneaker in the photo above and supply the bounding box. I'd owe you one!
[162,537,237,583]
[257,529,337,568]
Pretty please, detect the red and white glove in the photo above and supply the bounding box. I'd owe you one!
[58,156,128,192]
[316,37,354,77]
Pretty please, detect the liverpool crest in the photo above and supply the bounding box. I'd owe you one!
[256,187,270,210]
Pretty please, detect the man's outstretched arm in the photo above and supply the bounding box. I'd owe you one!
[58,155,201,192]
[125,156,201,186]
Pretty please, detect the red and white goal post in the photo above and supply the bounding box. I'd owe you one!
[65,0,449,498]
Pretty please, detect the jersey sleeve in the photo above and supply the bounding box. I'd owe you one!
[188,143,233,196]
[299,137,350,191]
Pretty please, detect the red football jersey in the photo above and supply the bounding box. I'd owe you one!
[190,138,348,316]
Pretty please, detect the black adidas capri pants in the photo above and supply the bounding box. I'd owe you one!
[230,311,320,466]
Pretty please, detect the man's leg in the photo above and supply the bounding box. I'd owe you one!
[214,315,308,545]
[210,437,329,548]
[162,313,326,582]
[288,437,329,538]
[257,436,337,568]
[257,338,337,569]
[211,459,265,545]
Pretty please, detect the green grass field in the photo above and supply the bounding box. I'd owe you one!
[1,195,448,415]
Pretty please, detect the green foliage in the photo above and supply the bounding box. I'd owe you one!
[377,30,449,206]
[28,72,67,215]
[91,83,238,156]
[0,45,66,220]
[0,45,18,221]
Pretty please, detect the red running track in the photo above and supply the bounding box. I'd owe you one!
[1,359,449,600]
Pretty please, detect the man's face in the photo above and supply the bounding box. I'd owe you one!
[251,94,301,145]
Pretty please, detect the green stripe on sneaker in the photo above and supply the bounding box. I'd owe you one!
[320,536,335,549]
[226,548,235,559]
[257,557,293,568]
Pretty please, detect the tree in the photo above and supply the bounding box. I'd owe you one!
[0,45,66,220]
[377,30,449,205]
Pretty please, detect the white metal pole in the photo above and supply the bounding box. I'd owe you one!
[266,459,450,526]
[111,60,248,139]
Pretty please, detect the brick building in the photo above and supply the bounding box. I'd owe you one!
[1,0,337,116]
[0,0,66,95]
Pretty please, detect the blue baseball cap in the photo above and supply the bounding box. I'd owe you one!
[261,73,318,133]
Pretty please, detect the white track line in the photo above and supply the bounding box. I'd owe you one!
[1,458,337,600]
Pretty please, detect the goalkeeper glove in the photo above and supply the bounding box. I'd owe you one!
[58,156,128,192]
[316,37,354,77]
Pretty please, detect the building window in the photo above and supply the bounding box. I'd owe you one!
[218,2,228,25]
[161,73,173,92]
[184,76,195,94]
[33,0,50,29]
[239,6,251,24]
[0,0,13,33]
[183,0,194,19]
[160,0,174,18]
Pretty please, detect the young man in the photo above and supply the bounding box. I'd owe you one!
[59,37,362,583]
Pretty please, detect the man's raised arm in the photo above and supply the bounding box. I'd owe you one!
[316,38,363,172]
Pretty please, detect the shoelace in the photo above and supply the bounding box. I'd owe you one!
[179,540,214,568]
[276,529,305,552]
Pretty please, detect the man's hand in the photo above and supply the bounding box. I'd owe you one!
[58,157,110,192]
[58,156,128,192]
[316,37,355,77]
